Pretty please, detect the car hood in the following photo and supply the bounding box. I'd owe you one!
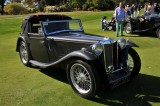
[47,32,105,44]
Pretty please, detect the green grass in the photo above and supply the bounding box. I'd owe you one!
[0,11,160,106]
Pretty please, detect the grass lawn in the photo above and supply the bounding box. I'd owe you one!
[0,11,160,106]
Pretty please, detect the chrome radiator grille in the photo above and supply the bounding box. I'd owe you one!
[103,41,118,73]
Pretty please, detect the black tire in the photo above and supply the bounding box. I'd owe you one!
[19,41,31,66]
[156,28,160,38]
[67,60,100,99]
[125,22,132,34]
[128,48,141,78]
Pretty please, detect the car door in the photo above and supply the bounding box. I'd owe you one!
[28,26,49,63]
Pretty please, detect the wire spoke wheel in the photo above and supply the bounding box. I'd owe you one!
[128,54,134,72]
[70,63,91,94]
[128,48,141,78]
[19,41,31,66]
[156,28,160,38]
[67,60,100,99]
[20,42,28,64]
[125,23,132,34]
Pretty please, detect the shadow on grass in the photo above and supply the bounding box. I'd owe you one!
[92,74,160,106]
[124,32,157,38]
[39,68,160,106]
[39,67,68,84]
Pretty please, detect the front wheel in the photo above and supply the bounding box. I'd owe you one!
[128,48,141,78]
[125,22,132,34]
[156,28,160,38]
[67,60,100,99]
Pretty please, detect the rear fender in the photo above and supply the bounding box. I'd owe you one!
[16,36,27,52]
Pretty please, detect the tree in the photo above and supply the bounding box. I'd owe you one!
[24,0,46,12]
[0,0,5,15]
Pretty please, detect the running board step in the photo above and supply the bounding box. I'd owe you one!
[29,60,52,67]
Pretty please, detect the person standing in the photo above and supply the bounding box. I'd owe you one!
[147,3,152,15]
[126,5,131,17]
[115,2,126,37]
[131,4,135,18]
[152,3,158,14]
[137,4,141,16]
[144,3,148,14]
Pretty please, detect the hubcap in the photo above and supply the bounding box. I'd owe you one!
[20,43,28,64]
[157,29,160,38]
[70,63,91,94]
[126,24,131,33]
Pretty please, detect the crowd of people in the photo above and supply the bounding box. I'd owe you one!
[102,2,160,37]
[125,2,160,18]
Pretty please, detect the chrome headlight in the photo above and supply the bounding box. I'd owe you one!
[92,43,103,56]
[118,38,127,49]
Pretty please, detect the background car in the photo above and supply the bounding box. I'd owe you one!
[125,15,160,38]
[16,14,141,99]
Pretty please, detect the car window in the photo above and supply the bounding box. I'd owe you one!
[31,24,41,34]
[42,20,83,36]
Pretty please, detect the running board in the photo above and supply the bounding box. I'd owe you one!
[29,60,53,67]
[134,27,156,33]
[134,29,149,33]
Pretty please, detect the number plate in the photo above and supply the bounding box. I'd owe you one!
[110,73,131,88]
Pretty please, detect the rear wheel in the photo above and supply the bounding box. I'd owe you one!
[19,41,31,66]
[156,28,160,38]
[125,22,132,34]
[128,48,141,78]
[67,60,100,99]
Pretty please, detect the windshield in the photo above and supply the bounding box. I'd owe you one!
[41,20,83,36]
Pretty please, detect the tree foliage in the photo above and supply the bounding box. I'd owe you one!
[42,0,160,11]
[4,3,28,14]
[1,0,160,15]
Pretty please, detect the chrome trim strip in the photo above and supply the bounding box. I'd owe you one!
[111,68,122,73]
[47,36,98,44]
[116,42,118,67]
[103,44,107,71]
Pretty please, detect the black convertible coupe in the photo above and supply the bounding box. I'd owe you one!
[16,14,141,99]
[125,14,160,38]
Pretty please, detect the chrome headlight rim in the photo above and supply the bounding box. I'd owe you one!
[92,43,103,56]
[118,38,127,50]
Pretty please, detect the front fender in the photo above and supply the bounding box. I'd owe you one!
[29,49,97,67]
[62,49,97,61]
[126,40,139,47]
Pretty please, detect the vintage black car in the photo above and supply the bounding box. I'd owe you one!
[16,14,141,99]
[125,14,160,38]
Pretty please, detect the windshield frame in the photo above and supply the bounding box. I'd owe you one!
[41,19,84,36]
